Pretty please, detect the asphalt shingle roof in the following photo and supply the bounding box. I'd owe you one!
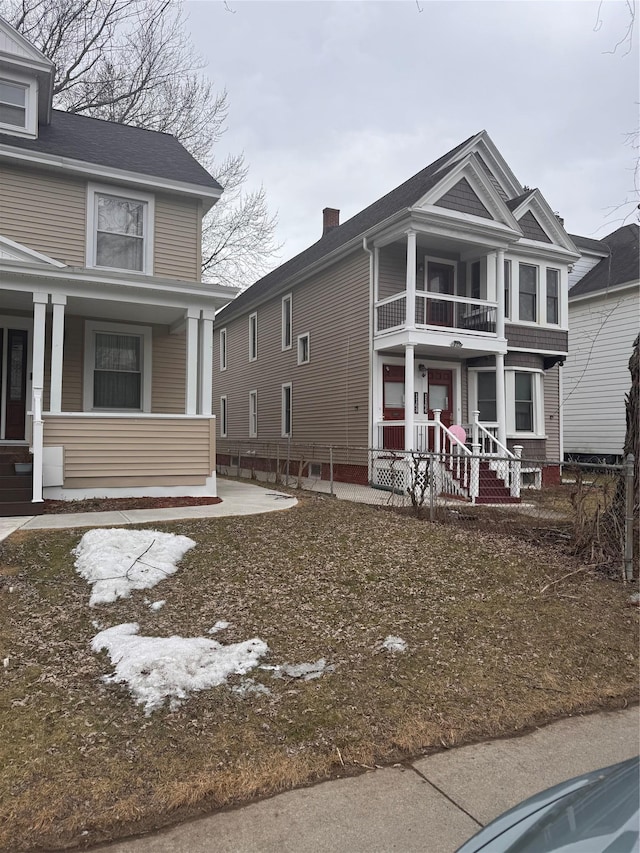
[570,224,639,297]
[569,233,609,254]
[0,109,221,191]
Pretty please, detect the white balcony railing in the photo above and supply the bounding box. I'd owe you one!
[375,291,498,335]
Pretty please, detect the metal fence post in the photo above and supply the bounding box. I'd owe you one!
[624,453,635,582]
[286,437,290,487]
[329,446,334,497]
[236,444,241,479]
[429,452,435,521]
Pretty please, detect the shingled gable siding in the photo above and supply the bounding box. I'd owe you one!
[0,165,201,278]
[434,178,492,219]
[0,164,86,265]
[505,325,568,352]
[214,250,370,447]
[517,211,552,243]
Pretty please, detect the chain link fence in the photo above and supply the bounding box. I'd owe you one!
[216,440,637,580]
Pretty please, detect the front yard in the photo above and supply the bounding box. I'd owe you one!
[0,495,637,851]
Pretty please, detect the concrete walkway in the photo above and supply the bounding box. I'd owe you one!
[92,707,639,853]
[0,479,297,542]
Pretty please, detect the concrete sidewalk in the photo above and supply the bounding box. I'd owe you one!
[94,707,639,853]
[0,479,297,542]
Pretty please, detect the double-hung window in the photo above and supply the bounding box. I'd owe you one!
[504,259,511,319]
[282,383,292,437]
[514,372,534,432]
[0,79,27,129]
[518,264,537,322]
[87,185,154,274]
[83,321,151,412]
[249,313,258,361]
[546,269,559,324]
[477,371,497,422]
[282,295,292,350]
[249,390,258,437]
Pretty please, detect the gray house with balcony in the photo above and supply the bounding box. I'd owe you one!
[213,130,579,501]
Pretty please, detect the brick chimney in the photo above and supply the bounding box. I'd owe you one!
[323,207,340,236]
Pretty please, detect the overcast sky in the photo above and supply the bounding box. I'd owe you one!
[185,0,639,266]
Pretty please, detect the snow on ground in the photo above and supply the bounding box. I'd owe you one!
[74,528,196,606]
[149,600,166,611]
[92,623,269,714]
[208,620,231,633]
[382,636,407,653]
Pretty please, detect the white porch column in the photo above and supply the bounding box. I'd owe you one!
[32,292,48,503]
[49,294,66,414]
[404,344,415,452]
[495,248,505,340]
[405,230,417,330]
[496,351,507,448]
[185,307,200,416]
[198,309,214,416]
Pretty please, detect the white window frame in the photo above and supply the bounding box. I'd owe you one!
[249,312,258,362]
[545,268,560,325]
[297,332,310,365]
[517,262,538,324]
[504,259,512,320]
[219,327,227,371]
[220,395,228,437]
[0,70,37,138]
[281,382,292,438]
[86,183,155,275]
[83,320,152,413]
[282,294,292,350]
[249,389,258,438]
[505,368,545,438]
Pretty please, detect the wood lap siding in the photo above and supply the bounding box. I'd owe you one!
[214,251,370,447]
[154,194,200,280]
[0,165,86,265]
[43,416,214,481]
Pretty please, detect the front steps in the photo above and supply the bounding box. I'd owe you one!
[474,461,520,504]
[0,446,43,517]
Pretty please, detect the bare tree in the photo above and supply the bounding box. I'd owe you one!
[2,0,279,287]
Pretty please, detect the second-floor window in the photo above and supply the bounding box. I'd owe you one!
[87,185,154,274]
[249,313,258,361]
[282,294,292,350]
[0,79,27,129]
[504,259,511,319]
[518,263,537,322]
[219,328,227,371]
[546,269,559,324]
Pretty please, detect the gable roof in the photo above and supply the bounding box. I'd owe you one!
[568,233,609,254]
[0,109,222,191]
[217,132,483,321]
[570,224,639,297]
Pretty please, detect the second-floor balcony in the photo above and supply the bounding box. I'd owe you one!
[376,291,498,336]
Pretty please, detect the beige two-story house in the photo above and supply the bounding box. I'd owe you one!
[0,17,235,514]
[213,130,580,502]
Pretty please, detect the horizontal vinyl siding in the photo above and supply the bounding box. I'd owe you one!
[0,165,86,265]
[154,194,200,280]
[378,244,408,300]
[43,416,214,483]
[544,365,560,459]
[214,250,370,448]
[564,289,639,455]
[152,328,186,413]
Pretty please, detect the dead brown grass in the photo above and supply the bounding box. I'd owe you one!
[0,493,637,851]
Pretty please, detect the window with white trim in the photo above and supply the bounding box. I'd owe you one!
[518,263,537,322]
[0,72,37,137]
[249,390,258,437]
[297,333,310,365]
[477,371,497,422]
[282,383,292,437]
[470,369,545,437]
[220,395,228,437]
[282,294,292,350]
[249,312,258,361]
[219,328,227,371]
[546,269,559,324]
[87,184,154,274]
[83,321,152,412]
[504,259,511,319]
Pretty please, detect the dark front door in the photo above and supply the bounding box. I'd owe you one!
[427,368,454,450]
[382,364,405,450]
[5,329,28,440]
[427,263,454,327]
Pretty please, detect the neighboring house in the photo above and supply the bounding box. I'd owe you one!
[563,224,639,461]
[0,18,235,515]
[213,130,580,502]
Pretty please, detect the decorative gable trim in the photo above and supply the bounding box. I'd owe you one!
[0,233,66,266]
[434,130,524,200]
[0,18,53,71]
[414,152,523,233]
[509,189,580,256]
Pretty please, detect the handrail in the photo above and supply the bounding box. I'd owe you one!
[415,292,498,308]
[476,420,514,458]
[375,290,407,307]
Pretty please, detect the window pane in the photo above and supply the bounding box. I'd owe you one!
[283,299,291,347]
[96,232,144,271]
[0,81,26,106]
[515,372,532,400]
[95,334,140,371]
[504,260,511,318]
[0,103,26,127]
[477,372,496,422]
[94,372,140,408]
[546,269,559,324]
[515,373,533,431]
[97,195,144,236]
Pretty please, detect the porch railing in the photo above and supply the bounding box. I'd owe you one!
[461,411,522,498]
[375,291,497,335]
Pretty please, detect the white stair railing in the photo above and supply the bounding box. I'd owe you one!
[432,410,479,503]
[30,388,44,504]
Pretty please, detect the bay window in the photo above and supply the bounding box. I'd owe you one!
[546,269,559,324]
[518,263,537,322]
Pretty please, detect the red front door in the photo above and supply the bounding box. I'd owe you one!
[427,368,454,450]
[382,364,404,449]
[4,329,28,440]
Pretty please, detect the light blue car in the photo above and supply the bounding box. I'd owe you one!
[456,756,639,852]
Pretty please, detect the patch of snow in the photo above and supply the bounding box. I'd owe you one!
[382,636,407,653]
[3,657,9,668]
[629,592,640,606]
[232,678,272,697]
[149,600,166,611]
[208,620,230,633]
[73,529,196,606]
[92,623,268,714]
[276,658,332,680]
